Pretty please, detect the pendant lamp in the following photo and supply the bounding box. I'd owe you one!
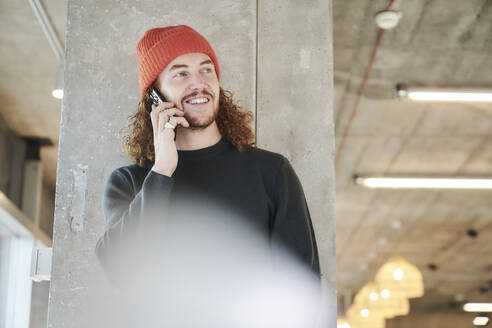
[375,256,424,298]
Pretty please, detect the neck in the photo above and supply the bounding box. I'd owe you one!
[175,121,222,150]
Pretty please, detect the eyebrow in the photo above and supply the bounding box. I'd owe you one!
[168,60,213,72]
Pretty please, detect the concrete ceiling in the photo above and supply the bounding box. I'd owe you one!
[1,0,492,317]
[334,0,492,312]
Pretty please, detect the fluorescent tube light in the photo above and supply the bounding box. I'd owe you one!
[355,176,492,189]
[464,303,492,312]
[473,315,490,326]
[397,86,492,102]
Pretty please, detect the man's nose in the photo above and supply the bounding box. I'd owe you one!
[188,72,207,88]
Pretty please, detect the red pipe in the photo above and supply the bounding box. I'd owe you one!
[335,0,397,168]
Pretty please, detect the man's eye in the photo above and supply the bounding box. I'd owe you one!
[176,72,187,77]
[203,67,213,73]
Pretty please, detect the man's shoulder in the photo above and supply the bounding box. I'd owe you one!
[107,162,149,186]
[241,145,287,168]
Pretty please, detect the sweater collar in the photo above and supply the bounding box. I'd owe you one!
[145,137,231,168]
[177,136,231,160]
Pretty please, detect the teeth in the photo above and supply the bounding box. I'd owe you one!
[188,97,209,104]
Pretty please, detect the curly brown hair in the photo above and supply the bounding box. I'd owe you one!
[119,85,256,168]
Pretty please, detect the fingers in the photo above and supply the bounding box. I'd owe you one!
[158,109,182,130]
[151,105,184,119]
[157,108,182,132]
[150,103,185,132]
[151,102,174,113]
[168,116,190,129]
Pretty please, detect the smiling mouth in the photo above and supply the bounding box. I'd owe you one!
[185,97,210,105]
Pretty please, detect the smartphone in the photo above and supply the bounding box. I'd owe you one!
[150,87,178,140]
[150,87,165,107]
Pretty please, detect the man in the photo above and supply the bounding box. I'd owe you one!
[95,25,320,326]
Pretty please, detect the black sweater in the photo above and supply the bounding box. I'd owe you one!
[95,137,320,283]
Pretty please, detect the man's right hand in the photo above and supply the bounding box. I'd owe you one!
[150,102,190,177]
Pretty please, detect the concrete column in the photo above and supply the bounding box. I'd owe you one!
[256,2,336,327]
[49,0,335,327]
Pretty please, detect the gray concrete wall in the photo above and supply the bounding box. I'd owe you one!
[48,0,335,327]
[256,1,336,326]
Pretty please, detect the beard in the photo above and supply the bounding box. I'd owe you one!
[183,100,220,130]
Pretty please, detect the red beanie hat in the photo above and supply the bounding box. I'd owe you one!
[136,25,220,97]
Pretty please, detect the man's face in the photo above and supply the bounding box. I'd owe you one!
[155,52,220,129]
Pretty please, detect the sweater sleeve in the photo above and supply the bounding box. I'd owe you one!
[270,156,321,277]
[95,168,173,279]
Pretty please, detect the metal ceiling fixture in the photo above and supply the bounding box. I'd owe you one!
[375,10,402,29]
[28,0,65,98]
[28,0,64,61]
